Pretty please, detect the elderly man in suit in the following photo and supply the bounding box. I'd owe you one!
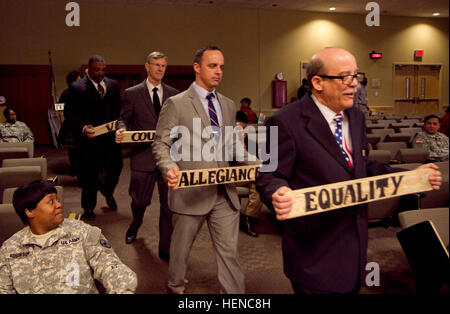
[65,55,123,220]
[115,52,179,257]
[256,47,442,294]
[152,46,253,294]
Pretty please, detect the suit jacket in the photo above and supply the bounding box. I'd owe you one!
[152,83,252,215]
[117,80,179,171]
[256,94,404,293]
[65,76,121,155]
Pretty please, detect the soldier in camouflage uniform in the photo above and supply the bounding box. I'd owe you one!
[413,114,449,162]
[0,107,34,142]
[0,180,137,294]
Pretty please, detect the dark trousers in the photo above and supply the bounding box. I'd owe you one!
[77,144,123,211]
[129,168,172,254]
[290,280,361,295]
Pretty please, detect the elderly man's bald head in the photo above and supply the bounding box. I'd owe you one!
[306,47,359,112]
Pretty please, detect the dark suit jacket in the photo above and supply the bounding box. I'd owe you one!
[117,80,179,172]
[256,94,403,293]
[65,76,121,155]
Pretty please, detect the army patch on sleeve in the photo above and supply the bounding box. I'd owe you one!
[100,239,111,248]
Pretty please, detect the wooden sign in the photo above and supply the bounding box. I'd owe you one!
[177,165,261,188]
[285,168,434,219]
[93,120,118,137]
[118,130,155,143]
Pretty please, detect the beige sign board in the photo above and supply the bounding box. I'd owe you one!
[285,168,434,219]
[177,165,261,189]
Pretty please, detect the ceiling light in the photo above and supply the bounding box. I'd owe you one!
[329,7,336,11]
[433,13,440,16]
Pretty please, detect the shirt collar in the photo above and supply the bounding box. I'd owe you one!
[311,94,344,125]
[193,82,216,100]
[146,79,161,92]
[87,73,104,88]
[20,223,67,247]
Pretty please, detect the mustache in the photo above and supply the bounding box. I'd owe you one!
[343,88,357,95]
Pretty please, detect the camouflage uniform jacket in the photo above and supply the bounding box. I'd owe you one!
[413,131,449,161]
[0,219,137,294]
[0,120,34,142]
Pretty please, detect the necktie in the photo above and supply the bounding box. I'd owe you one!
[333,114,353,168]
[152,87,161,116]
[206,93,220,141]
[97,83,105,98]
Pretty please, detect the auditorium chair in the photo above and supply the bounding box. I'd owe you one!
[377,119,397,127]
[399,127,422,138]
[397,207,449,293]
[384,133,413,144]
[368,149,391,164]
[370,128,394,141]
[0,141,34,160]
[366,134,382,146]
[376,142,407,162]
[368,197,402,228]
[388,123,411,133]
[2,157,48,179]
[0,166,42,203]
[0,203,24,245]
[397,148,428,164]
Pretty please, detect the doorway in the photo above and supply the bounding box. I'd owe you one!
[393,64,441,114]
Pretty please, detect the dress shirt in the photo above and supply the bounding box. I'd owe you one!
[311,94,353,164]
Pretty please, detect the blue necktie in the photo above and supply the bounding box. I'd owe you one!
[334,114,353,168]
[206,93,220,141]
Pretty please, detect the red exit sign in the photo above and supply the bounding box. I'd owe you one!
[369,52,382,59]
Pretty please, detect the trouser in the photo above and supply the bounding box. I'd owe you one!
[129,169,172,254]
[77,145,123,211]
[168,188,245,294]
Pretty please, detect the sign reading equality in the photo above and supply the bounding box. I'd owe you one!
[177,165,261,189]
[93,120,118,137]
[285,168,434,219]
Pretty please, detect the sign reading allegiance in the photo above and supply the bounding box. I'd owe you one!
[285,168,434,219]
[177,165,261,188]
[118,130,155,143]
[93,120,118,137]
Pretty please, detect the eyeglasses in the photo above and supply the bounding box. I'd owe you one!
[149,63,167,69]
[318,73,364,85]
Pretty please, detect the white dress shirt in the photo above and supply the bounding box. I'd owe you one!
[311,94,353,164]
[192,82,223,127]
[146,79,163,106]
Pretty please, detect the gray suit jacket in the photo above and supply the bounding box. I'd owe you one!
[152,83,251,215]
[118,80,179,171]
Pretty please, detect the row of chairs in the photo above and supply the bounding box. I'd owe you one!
[0,143,64,245]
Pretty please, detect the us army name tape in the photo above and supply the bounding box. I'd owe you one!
[177,165,261,188]
[119,130,156,143]
[285,168,434,219]
[93,120,118,137]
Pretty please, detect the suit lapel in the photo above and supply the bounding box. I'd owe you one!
[217,93,232,127]
[187,84,210,129]
[138,80,157,120]
[302,97,353,173]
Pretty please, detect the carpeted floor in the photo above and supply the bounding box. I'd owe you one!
[35,145,444,294]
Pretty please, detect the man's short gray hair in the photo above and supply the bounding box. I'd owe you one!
[306,58,325,90]
[146,52,168,64]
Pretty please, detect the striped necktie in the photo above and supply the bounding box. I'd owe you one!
[206,93,220,141]
[333,114,353,169]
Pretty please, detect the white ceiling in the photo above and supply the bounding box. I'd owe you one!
[122,0,449,18]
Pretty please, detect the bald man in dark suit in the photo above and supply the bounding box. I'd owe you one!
[256,47,442,294]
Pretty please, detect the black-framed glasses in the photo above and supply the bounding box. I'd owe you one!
[318,73,364,85]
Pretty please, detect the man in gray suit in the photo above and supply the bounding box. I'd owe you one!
[116,52,179,258]
[152,46,251,294]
